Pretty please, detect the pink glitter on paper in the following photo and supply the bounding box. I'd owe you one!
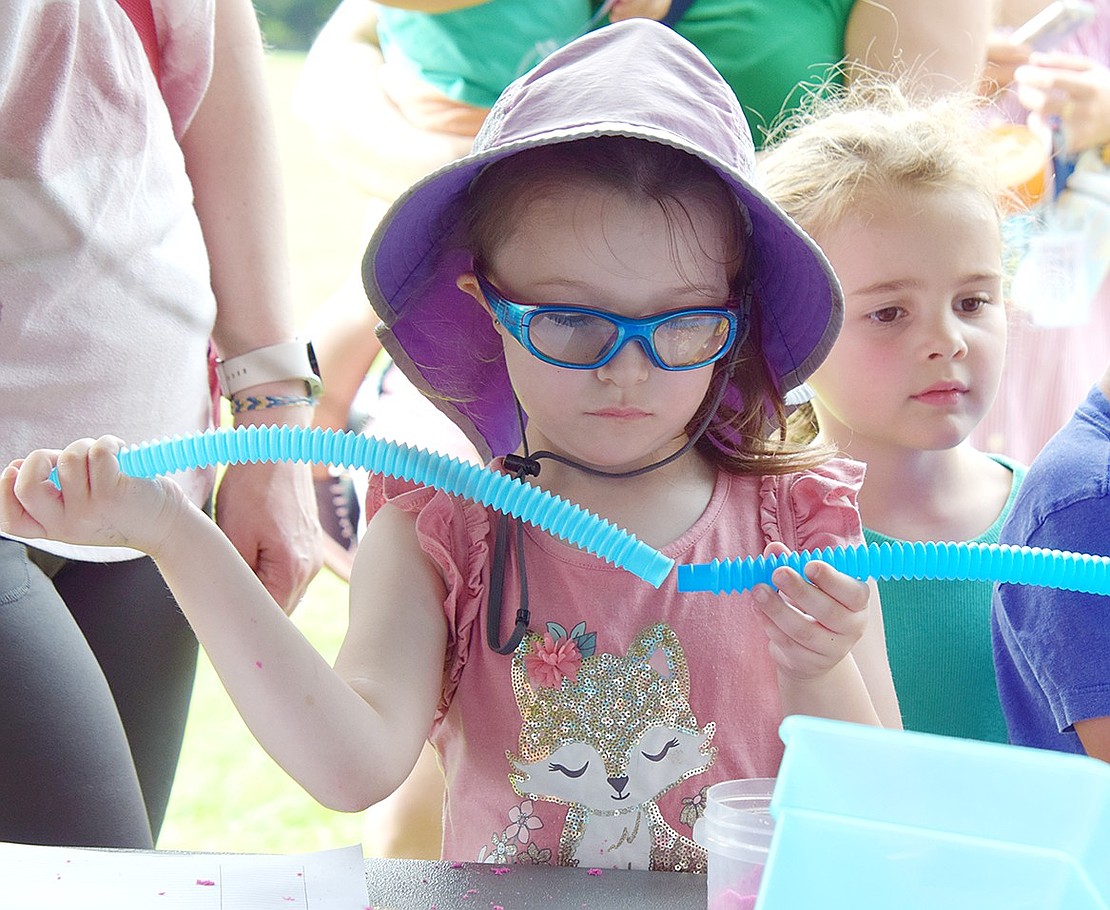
[586,869,602,876]
[492,867,509,876]
[196,879,216,886]
[450,862,464,869]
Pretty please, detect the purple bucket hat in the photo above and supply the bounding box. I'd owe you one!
[363,18,842,463]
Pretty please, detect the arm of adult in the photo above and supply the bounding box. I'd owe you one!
[181,0,323,613]
[293,0,475,201]
[845,0,993,94]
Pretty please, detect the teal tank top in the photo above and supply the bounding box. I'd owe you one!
[378,1,595,110]
[864,455,1027,743]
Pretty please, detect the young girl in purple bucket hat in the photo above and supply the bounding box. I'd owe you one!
[0,19,899,871]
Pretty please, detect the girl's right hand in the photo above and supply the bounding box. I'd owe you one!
[0,436,188,557]
[750,541,871,682]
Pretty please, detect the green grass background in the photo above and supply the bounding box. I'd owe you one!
[157,51,371,855]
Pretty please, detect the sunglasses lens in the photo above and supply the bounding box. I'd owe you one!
[527,310,620,366]
[654,313,734,367]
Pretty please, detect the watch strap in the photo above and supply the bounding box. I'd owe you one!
[216,340,322,399]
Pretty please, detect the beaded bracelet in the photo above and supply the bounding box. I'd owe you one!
[230,394,318,414]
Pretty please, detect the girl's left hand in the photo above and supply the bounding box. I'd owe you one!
[750,541,870,682]
[607,0,672,23]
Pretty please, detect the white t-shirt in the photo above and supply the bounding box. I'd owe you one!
[0,0,217,560]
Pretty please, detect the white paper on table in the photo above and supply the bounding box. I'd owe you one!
[0,841,367,910]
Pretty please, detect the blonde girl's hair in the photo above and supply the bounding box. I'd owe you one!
[759,74,1005,241]
[757,75,1008,444]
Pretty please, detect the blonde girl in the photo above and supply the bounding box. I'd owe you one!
[761,80,1021,743]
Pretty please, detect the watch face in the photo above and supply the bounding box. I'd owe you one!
[307,341,321,379]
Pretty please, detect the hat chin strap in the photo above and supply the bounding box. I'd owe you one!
[504,363,728,480]
[486,349,740,655]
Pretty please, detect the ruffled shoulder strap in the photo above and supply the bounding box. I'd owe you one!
[758,456,866,552]
[366,474,492,720]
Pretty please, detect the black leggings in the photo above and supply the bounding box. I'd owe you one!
[0,538,197,848]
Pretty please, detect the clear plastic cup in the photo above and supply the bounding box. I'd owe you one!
[693,778,776,910]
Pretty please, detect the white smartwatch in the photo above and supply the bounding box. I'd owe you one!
[216,340,323,399]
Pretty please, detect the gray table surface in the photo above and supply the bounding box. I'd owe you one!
[364,858,706,910]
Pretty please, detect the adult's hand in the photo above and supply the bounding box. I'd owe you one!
[215,457,322,614]
[1015,52,1110,153]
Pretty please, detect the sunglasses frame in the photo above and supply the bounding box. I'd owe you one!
[475,270,742,371]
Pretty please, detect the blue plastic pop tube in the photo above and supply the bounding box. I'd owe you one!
[677,540,1110,595]
[49,426,675,588]
[54,428,1110,599]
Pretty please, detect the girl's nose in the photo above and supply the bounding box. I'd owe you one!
[926,311,969,360]
[596,337,653,384]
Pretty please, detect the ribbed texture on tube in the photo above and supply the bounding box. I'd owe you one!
[102,426,674,587]
[676,541,1110,595]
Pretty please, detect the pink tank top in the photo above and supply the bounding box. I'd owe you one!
[367,457,866,869]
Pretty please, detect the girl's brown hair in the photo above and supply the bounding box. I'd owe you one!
[464,136,834,475]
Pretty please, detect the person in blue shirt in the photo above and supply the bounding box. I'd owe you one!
[992,359,1110,762]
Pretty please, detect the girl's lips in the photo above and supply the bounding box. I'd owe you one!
[911,386,967,406]
[590,407,651,419]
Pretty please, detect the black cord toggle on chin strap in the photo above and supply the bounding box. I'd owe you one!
[502,453,542,477]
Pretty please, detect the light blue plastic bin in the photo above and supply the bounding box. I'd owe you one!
[756,716,1110,910]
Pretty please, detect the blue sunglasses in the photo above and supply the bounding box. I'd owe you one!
[475,271,742,371]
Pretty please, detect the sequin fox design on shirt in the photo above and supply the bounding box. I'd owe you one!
[507,623,716,870]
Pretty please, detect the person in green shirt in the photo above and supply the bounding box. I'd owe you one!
[675,0,991,147]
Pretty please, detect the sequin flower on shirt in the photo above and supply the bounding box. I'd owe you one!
[505,799,543,844]
[680,785,710,829]
[524,632,582,689]
[477,832,518,864]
